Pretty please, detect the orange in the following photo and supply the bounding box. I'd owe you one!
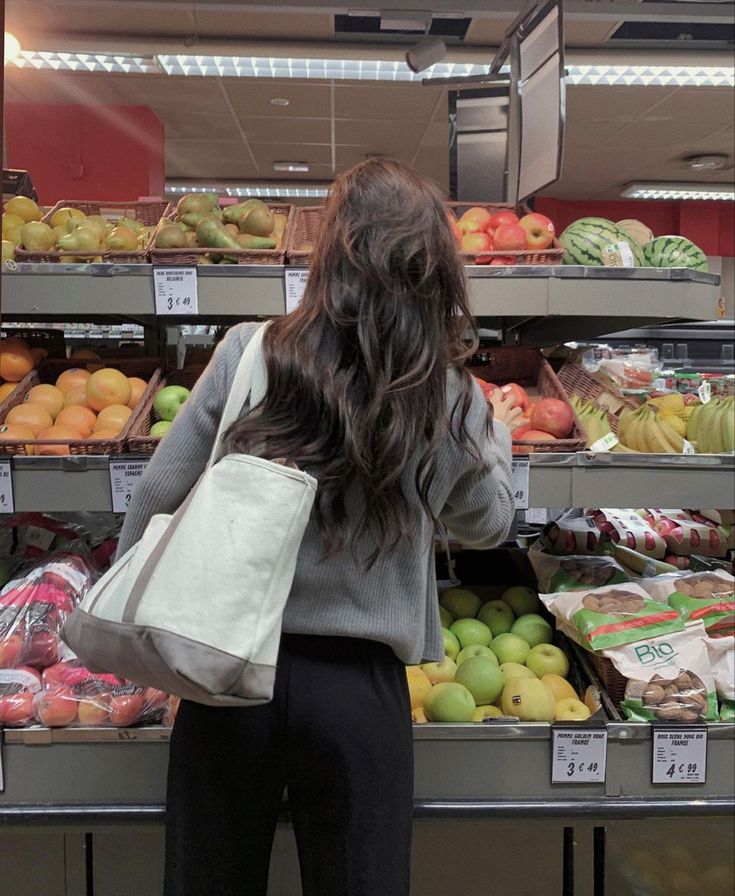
[0,339,34,383]
[86,368,131,412]
[70,348,103,372]
[56,405,98,438]
[62,387,92,409]
[126,377,147,409]
[88,427,119,441]
[0,424,36,455]
[36,425,82,456]
[25,384,64,420]
[0,382,17,403]
[6,403,53,437]
[95,404,131,433]
[56,368,91,395]
[29,347,48,368]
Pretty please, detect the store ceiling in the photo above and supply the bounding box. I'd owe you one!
[5,0,735,201]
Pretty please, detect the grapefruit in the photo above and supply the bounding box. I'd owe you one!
[6,403,53,436]
[126,377,147,409]
[0,339,34,383]
[0,424,36,455]
[56,368,91,395]
[88,427,120,440]
[29,347,48,368]
[56,405,98,438]
[62,387,91,409]
[86,368,131,412]
[36,425,82,456]
[25,384,64,420]
[0,383,17,403]
[95,404,131,433]
[70,348,103,372]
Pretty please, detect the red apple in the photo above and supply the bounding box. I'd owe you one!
[486,210,519,235]
[0,634,22,668]
[461,231,493,254]
[518,429,556,441]
[77,696,112,726]
[499,383,529,410]
[110,693,146,727]
[489,256,514,265]
[23,631,59,669]
[0,691,35,726]
[529,398,574,438]
[512,423,533,440]
[34,685,78,727]
[458,207,493,234]
[493,223,528,252]
[518,213,555,250]
[142,687,169,712]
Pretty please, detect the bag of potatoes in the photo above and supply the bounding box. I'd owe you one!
[640,570,734,638]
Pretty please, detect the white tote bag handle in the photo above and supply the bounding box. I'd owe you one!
[207,323,269,468]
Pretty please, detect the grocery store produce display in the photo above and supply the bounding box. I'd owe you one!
[448,205,562,265]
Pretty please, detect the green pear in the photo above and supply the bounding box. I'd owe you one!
[21,221,56,252]
[57,227,102,253]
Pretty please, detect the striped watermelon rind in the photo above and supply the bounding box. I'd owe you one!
[642,236,708,272]
[559,217,645,267]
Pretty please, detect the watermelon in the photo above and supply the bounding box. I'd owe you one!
[616,219,654,247]
[642,236,708,272]
[559,217,645,267]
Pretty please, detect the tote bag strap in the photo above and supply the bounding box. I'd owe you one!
[207,322,270,468]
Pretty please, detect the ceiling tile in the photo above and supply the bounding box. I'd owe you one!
[222,81,331,119]
[240,116,331,144]
[604,120,731,149]
[335,118,427,156]
[166,142,259,180]
[5,69,133,105]
[250,143,333,166]
[164,112,243,142]
[334,84,443,121]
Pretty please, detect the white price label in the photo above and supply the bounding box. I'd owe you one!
[0,460,15,513]
[109,459,149,513]
[285,268,309,313]
[154,267,198,315]
[589,432,619,452]
[698,382,712,404]
[652,727,707,784]
[525,507,548,525]
[552,727,608,783]
[511,458,529,510]
[22,525,55,552]
[682,439,696,455]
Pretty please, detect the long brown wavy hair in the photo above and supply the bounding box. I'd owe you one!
[226,158,487,565]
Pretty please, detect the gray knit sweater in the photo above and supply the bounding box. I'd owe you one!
[117,323,514,664]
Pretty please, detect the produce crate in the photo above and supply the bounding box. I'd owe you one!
[447,201,564,266]
[470,347,586,453]
[585,650,628,708]
[556,361,638,436]
[15,199,169,264]
[0,358,162,456]
[286,205,324,263]
[150,203,294,266]
[127,367,202,455]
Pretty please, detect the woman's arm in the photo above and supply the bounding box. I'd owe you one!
[116,324,255,556]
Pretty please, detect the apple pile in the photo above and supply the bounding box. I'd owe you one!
[150,383,191,439]
[450,207,556,264]
[474,376,575,443]
[407,586,595,723]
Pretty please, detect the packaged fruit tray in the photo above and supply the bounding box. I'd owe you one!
[556,361,637,436]
[127,368,199,455]
[0,359,162,456]
[150,202,294,266]
[286,205,324,263]
[15,199,170,264]
[470,347,586,452]
[447,202,564,266]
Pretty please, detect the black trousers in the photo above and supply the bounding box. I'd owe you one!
[164,634,414,896]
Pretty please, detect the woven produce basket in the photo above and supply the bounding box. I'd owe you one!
[150,203,294,266]
[127,367,203,455]
[470,347,586,453]
[556,361,638,436]
[0,359,162,456]
[1,327,66,359]
[286,206,325,263]
[586,650,628,707]
[15,199,169,264]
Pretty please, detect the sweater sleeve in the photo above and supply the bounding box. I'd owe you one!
[115,324,254,556]
[438,379,515,549]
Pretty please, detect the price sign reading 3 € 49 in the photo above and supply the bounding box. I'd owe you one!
[552,727,608,783]
[154,267,198,315]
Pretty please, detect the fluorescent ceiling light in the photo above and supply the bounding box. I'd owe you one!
[12,50,159,74]
[166,182,330,199]
[273,162,310,173]
[566,64,734,87]
[621,182,735,200]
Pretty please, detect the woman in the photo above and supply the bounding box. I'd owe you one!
[117,158,514,896]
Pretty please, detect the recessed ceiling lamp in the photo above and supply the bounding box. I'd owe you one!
[621,182,735,200]
[683,154,730,171]
[273,162,309,173]
[4,32,21,64]
[12,50,159,74]
[270,98,290,106]
[406,36,448,74]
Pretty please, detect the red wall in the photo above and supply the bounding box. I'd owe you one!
[536,198,735,256]
[5,104,165,204]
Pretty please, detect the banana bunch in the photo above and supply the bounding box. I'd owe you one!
[687,396,735,453]
[618,405,686,453]
[569,395,639,453]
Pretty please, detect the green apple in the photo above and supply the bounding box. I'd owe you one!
[511,613,553,648]
[150,420,172,438]
[477,600,515,636]
[457,645,498,666]
[421,657,457,684]
[499,662,535,681]
[153,385,191,422]
[473,704,503,721]
[525,643,569,679]
[438,606,453,629]
[441,627,461,660]
[424,682,476,722]
[454,656,505,705]
[501,677,556,721]
[490,632,530,665]
[440,588,481,620]
[502,585,540,616]
[450,618,492,650]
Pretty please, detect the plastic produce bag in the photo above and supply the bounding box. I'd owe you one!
[640,570,734,638]
[0,666,42,726]
[528,551,629,593]
[705,635,735,702]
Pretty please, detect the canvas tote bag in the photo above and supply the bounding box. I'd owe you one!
[63,324,317,706]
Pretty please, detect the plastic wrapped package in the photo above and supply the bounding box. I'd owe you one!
[528,551,629,593]
[705,635,735,702]
[640,570,734,638]
[0,666,42,726]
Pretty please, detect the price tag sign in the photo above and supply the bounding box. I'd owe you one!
[552,727,608,783]
[109,458,149,513]
[525,507,548,525]
[652,726,707,784]
[589,432,619,452]
[0,460,15,513]
[698,382,712,404]
[153,267,198,315]
[285,268,309,313]
[511,458,529,510]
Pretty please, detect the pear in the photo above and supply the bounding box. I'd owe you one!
[20,221,56,252]
[240,205,274,237]
[50,207,86,229]
[117,216,143,234]
[106,226,138,251]
[52,225,68,243]
[176,193,219,217]
[222,199,262,225]
[154,225,189,249]
[2,240,16,262]
[5,195,42,223]
[2,213,24,245]
[70,216,107,242]
[57,227,102,254]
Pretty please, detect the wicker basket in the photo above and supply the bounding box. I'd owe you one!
[556,362,638,436]
[286,206,325,263]
[447,201,564,266]
[127,367,203,455]
[470,347,586,452]
[0,359,162,456]
[15,199,169,264]
[586,650,628,707]
[150,203,294,266]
